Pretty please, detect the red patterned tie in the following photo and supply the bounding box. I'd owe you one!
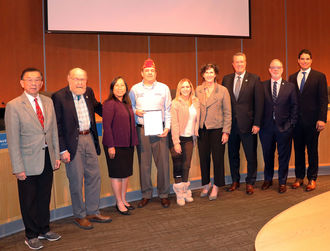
[34,98,44,128]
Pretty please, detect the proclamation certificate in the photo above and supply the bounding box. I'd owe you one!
[143,110,163,136]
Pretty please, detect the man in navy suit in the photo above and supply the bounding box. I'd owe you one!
[259,59,298,193]
[52,68,111,230]
[222,52,264,195]
[289,49,328,191]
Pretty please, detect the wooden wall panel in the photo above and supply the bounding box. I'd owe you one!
[287,0,330,82]
[0,150,20,224]
[0,0,44,104]
[150,36,196,90]
[45,34,100,97]
[197,38,241,84]
[243,0,286,81]
[99,35,148,102]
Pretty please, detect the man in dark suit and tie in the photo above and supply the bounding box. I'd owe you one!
[5,68,61,250]
[259,59,298,193]
[52,68,111,230]
[289,49,328,191]
[222,52,264,195]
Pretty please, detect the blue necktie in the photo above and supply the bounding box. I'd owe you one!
[77,95,81,101]
[272,81,277,102]
[300,72,306,93]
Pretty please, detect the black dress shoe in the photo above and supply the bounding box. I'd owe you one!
[125,204,135,210]
[137,198,150,208]
[278,184,287,194]
[116,205,130,215]
[160,198,170,208]
[261,181,273,190]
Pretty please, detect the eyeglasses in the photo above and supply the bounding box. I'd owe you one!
[23,78,42,84]
[71,78,87,83]
[270,66,283,70]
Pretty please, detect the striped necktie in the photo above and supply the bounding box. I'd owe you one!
[272,81,277,102]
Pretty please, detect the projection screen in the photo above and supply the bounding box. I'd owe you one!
[45,0,250,37]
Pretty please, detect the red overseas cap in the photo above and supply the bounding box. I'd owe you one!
[143,58,156,69]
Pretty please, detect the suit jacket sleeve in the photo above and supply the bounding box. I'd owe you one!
[253,76,264,127]
[222,87,232,134]
[170,100,180,145]
[4,102,25,174]
[289,83,299,127]
[102,101,115,147]
[318,73,328,123]
[51,92,67,153]
[90,88,102,117]
[50,99,60,160]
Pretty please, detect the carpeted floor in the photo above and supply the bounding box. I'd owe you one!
[1,176,330,251]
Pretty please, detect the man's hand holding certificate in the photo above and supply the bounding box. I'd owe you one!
[143,110,163,136]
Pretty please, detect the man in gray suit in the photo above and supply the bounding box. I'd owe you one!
[5,68,61,250]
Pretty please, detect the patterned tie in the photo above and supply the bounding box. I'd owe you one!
[34,98,44,128]
[300,72,306,93]
[272,81,277,102]
[234,76,241,100]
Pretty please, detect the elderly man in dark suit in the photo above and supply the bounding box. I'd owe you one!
[289,49,328,191]
[259,59,298,193]
[222,52,264,195]
[52,68,111,230]
[5,68,61,250]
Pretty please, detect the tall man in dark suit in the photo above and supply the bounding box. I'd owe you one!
[5,68,61,250]
[289,49,328,191]
[52,68,111,230]
[259,59,298,193]
[222,52,264,195]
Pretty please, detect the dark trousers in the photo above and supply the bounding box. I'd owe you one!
[293,120,320,181]
[169,136,194,183]
[228,122,258,185]
[17,148,53,239]
[259,123,293,185]
[198,127,225,187]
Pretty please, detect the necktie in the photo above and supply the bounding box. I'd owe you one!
[234,76,241,100]
[272,81,277,102]
[77,95,81,101]
[34,98,44,128]
[300,72,306,93]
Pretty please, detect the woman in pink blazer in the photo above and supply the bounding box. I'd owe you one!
[170,78,200,206]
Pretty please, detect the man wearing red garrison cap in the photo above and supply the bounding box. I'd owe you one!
[129,59,172,208]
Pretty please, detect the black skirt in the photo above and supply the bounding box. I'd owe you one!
[103,145,134,178]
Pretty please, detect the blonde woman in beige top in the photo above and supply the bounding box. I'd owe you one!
[170,78,200,206]
[196,64,232,200]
